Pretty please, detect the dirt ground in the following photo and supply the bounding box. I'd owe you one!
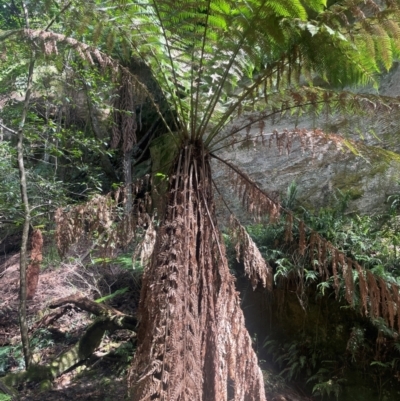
[0,251,139,401]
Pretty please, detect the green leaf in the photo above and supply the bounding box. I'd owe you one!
[94,287,129,304]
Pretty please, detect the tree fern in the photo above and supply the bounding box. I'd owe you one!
[4,0,400,400]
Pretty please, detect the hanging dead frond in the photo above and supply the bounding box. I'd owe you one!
[378,277,395,329]
[392,284,400,331]
[55,181,151,257]
[27,229,43,300]
[284,212,294,243]
[298,220,306,256]
[212,153,280,222]
[212,143,400,330]
[343,258,354,306]
[366,270,381,319]
[355,262,368,316]
[229,216,273,291]
[22,28,116,69]
[129,143,266,401]
[330,246,340,298]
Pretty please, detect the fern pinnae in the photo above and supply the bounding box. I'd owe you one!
[198,0,270,140]
[206,64,283,147]
[146,0,190,136]
[210,88,400,153]
[391,284,400,331]
[192,0,213,139]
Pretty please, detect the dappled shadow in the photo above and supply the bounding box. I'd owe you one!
[18,354,129,401]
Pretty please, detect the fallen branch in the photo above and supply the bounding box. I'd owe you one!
[32,305,72,331]
[48,293,137,330]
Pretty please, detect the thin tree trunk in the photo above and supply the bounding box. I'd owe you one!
[128,142,266,401]
[17,42,35,369]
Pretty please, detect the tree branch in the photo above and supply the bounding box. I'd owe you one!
[0,121,17,136]
[45,1,73,31]
[48,293,137,330]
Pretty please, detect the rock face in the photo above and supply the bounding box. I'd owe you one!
[214,65,400,216]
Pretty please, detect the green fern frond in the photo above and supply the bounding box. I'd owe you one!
[5,0,400,149]
[209,87,400,149]
[92,22,103,45]
[368,23,393,71]
[264,0,308,20]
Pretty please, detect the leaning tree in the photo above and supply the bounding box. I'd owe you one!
[3,0,400,400]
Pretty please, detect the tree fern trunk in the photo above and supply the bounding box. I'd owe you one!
[128,142,266,401]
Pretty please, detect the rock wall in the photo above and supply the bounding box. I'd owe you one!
[214,65,400,216]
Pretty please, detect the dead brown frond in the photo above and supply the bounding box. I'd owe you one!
[55,180,151,257]
[298,220,306,256]
[212,148,400,330]
[378,277,395,329]
[23,29,116,68]
[366,270,380,319]
[355,262,368,316]
[229,216,273,291]
[284,212,294,243]
[378,276,389,326]
[330,246,340,298]
[129,143,266,401]
[27,229,43,300]
[55,193,115,256]
[392,284,400,331]
[215,124,348,158]
[212,153,280,222]
[343,258,354,306]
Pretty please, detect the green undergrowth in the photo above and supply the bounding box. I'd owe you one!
[226,184,400,400]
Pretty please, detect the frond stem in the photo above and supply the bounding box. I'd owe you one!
[197,0,268,139]
[193,0,212,137]
[210,100,323,150]
[203,64,282,147]
[150,0,189,136]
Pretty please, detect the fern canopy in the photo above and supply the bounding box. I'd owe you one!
[2,0,399,148]
[86,0,400,146]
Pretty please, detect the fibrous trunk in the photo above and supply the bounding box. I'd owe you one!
[129,142,266,401]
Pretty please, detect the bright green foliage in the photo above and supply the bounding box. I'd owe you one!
[235,184,400,397]
[246,186,400,294]
[84,0,400,147]
[0,141,66,231]
[2,0,400,151]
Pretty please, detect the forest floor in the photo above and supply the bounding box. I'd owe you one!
[0,250,139,401]
[0,251,311,401]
